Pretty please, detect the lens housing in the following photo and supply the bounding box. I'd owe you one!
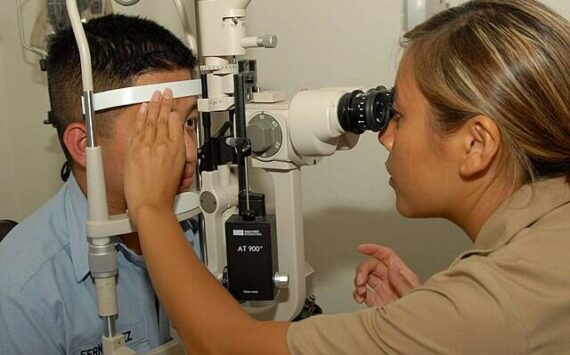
[338,86,394,134]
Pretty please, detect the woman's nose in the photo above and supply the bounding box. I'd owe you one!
[378,120,395,151]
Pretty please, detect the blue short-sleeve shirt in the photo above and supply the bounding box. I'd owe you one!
[0,175,201,354]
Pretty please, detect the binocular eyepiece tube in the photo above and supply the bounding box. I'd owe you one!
[337,86,394,134]
[286,85,394,160]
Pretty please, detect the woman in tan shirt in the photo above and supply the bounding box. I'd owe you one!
[123,0,570,354]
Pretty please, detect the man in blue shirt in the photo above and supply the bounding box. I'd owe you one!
[0,15,201,354]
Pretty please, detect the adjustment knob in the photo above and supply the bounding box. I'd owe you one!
[247,112,283,157]
[248,119,275,154]
[274,273,289,289]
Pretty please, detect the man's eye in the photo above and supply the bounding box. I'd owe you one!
[185,117,198,129]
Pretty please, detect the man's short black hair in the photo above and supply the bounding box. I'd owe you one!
[46,14,197,161]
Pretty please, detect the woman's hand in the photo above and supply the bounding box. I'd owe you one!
[353,244,421,307]
[124,89,185,224]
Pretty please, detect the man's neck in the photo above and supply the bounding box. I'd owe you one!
[73,168,144,255]
[121,232,143,255]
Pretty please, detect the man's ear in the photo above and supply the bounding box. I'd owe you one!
[63,122,88,169]
[458,115,501,179]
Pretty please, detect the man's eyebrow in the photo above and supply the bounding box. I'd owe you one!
[185,100,198,117]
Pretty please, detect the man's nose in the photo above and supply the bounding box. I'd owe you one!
[378,120,395,152]
[183,130,197,163]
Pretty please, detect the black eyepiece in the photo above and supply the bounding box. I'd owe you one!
[338,86,394,134]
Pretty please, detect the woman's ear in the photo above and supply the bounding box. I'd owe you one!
[63,122,88,169]
[459,115,501,179]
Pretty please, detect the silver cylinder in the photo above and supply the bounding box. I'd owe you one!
[83,91,97,148]
[103,316,117,338]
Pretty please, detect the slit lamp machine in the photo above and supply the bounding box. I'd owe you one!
[18,0,395,353]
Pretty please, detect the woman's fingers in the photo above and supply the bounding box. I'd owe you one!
[372,282,399,306]
[157,89,173,142]
[355,280,400,307]
[358,244,394,261]
[387,261,416,296]
[354,272,399,307]
[143,91,162,145]
[354,243,421,307]
[355,257,388,287]
[353,289,365,304]
[399,265,421,288]
[359,243,421,290]
[168,111,184,145]
[131,102,148,148]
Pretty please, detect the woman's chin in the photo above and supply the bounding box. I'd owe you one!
[394,199,418,218]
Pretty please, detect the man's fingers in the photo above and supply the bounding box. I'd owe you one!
[156,89,173,141]
[143,91,161,144]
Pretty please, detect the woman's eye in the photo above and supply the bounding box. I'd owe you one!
[392,109,402,122]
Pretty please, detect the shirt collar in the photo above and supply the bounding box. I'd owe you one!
[473,176,570,251]
[65,174,92,283]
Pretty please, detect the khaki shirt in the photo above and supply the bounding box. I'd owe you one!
[288,177,570,354]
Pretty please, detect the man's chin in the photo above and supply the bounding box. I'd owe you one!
[177,186,191,194]
[177,179,193,193]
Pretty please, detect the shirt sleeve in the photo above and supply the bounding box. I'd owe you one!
[0,292,65,355]
[287,257,527,355]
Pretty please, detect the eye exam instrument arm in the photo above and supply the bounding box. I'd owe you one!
[124,91,290,355]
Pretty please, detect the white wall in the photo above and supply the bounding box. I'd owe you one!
[0,0,61,220]
[244,1,468,313]
[1,0,569,315]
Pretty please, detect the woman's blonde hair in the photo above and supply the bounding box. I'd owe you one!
[403,0,570,183]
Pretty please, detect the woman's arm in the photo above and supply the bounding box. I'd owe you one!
[136,208,290,355]
[124,90,290,355]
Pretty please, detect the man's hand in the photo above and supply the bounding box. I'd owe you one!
[353,244,421,307]
[124,89,186,224]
